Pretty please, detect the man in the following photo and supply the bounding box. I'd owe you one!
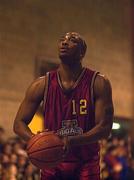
[13,32,114,180]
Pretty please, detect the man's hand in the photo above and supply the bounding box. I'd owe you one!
[33,131,70,160]
[36,129,55,136]
[59,136,71,159]
[27,129,54,143]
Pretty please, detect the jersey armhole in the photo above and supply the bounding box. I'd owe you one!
[43,72,50,112]
[91,71,99,107]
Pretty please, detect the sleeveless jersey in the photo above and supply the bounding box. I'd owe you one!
[43,67,100,162]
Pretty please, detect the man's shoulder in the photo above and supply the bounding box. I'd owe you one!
[85,67,109,83]
[26,76,46,98]
[31,76,46,87]
[94,73,112,98]
[95,73,110,85]
[86,67,99,75]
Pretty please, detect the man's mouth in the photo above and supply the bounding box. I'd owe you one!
[60,48,68,52]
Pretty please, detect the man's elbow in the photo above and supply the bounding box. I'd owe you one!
[103,125,112,139]
[13,121,19,135]
[13,124,17,134]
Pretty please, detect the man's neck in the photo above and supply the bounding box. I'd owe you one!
[58,63,83,82]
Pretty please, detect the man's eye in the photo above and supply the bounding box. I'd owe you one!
[70,38,78,43]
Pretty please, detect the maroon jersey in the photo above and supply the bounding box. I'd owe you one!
[43,67,100,162]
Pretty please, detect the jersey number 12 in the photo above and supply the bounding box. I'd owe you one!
[72,99,87,115]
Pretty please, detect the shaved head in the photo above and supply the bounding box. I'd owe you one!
[64,32,87,56]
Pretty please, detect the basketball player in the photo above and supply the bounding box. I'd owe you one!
[13,32,114,180]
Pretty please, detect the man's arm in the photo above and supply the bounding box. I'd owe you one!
[68,74,114,146]
[13,77,45,142]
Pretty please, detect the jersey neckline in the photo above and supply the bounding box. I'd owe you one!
[56,67,86,93]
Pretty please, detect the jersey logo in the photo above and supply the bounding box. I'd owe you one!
[57,119,83,136]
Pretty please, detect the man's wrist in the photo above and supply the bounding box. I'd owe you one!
[68,136,74,147]
[68,134,84,147]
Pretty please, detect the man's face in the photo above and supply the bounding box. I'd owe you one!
[58,32,84,64]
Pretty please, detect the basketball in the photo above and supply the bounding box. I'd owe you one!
[26,132,64,169]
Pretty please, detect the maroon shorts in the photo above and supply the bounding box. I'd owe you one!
[41,160,100,180]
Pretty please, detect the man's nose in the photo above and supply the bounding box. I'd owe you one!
[62,39,69,45]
